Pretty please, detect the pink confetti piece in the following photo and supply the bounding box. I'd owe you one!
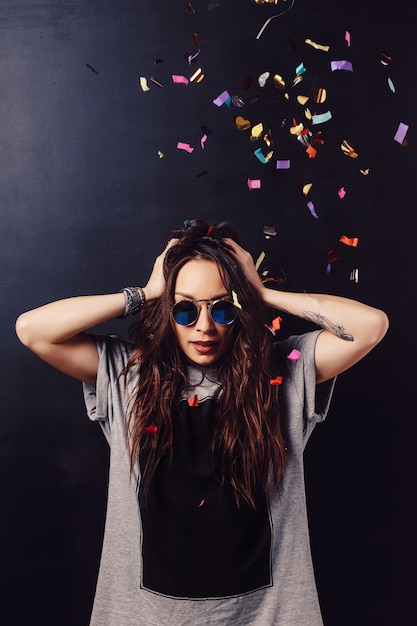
[213,90,230,106]
[394,122,409,144]
[331,60,353,72]
[307,201,319,218]
[172,74,189,85]
[200,134,208,149]
[198,499,207,508]
[345,31,351,47]
[177,142,194,153]
[338,187,346,199]
[276,160,291,169]
[287,349,301,362]
[247,178,261,190]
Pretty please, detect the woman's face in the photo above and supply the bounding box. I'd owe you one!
[171,259,235,366]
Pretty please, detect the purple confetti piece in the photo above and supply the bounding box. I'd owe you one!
[213,90,230,106]
[307,201,319,218]
[394,122,409,144]
[331,60,354,71]
[276,160,291,169]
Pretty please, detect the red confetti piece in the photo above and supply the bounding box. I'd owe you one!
[270,376,283,386]
[188,394,199,407]
[144,424,158,436]
[339,235,359,247]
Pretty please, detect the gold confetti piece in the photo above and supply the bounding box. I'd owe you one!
[301,182,313,196]
[305,38,330,52]
[189,67,204,83]
[297,95,309,105]
[139,76,150,91]
[235,116,251,131]
[255,251,266,271]
[292,76,303,87]
[232,290,242,309]
[315,88,327,104]
[341,139,359,158]
[284,92,290,100]
[150,76,163,87]
[304,108,312,120]
[157,150,164,158]
[251,122,264,140]
[263,131,273,147]
[273,74,286,89]
[192,33,202,46]
[360,168,370,176]
[290,122,304,135]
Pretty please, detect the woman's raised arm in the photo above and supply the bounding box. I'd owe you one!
[225,239,389,384]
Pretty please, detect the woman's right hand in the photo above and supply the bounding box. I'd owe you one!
[143,238,179,302]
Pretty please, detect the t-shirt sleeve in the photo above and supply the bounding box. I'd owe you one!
[82,334,134,443]
[275,330,336,444]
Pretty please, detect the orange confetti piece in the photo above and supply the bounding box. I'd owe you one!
[270,376,283,386]
[272,316,282,330]
[188,394,199,407]
[306,145,317,159]
[339,235,359,247]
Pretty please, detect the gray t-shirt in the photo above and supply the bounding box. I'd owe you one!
[83,330,335,625]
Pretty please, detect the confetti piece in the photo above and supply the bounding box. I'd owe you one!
[254,148,273,163]
[258,72,270,87]
[177,142,194,153]
[200,134,208,149]
[305,38,330,52]
[272,316,282,330]
[144,424,158,435]
[345,31,351,47]
[172,74,189,85]
[188,394,199,407]
[251,122,264,140]
[297,95,309,105]
[150,76,163,87]
[387,77,395,93]
[312,111,332,125]
[232,290,242,309]
[276,159,291,169]
[301,182,313,196]
[255,0,296,40]
[315,88,327,104]
[247,178,261,190]
[198,499,207,508]
[192,33,202,46]
[273,74,286,89]
[295,62,306,76]
[187,49,201,65]
[341,139,358,158]
[394,122,409,144]
[86,63,99,75]
[139,76,150,91]
[350,269,359,283]
[263,225,276,238]
[339,235,359,247]
[255,251,266,271]
[189,67,204,83]
[157,150,164,158]
[380,52,392,66]
[186,2,196,14]
[183,219,190,228]
[235,116,251,131]
[207,225,213,235]
[360,168,370,176]
[307,201,319,218]
[287,349,301,362]
[338,187,346,199]
[306,145,317,159]
[327,249,341,264]
[213,90,230,106]
[290,122,304,136]
[270,375,283,386]
[231,95,245,107]
[331,60,354,72]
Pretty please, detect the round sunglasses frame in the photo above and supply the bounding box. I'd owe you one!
[171,298,238,326]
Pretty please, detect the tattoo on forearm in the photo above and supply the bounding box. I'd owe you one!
[303,310,354,341]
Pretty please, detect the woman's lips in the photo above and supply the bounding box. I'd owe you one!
[191,341,218,354]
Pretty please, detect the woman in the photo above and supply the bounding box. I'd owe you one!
[16,220,388,625]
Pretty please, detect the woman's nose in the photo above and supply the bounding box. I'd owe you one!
[195,303,214,331]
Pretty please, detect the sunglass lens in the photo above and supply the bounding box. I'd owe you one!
[211,301,237,325]
[172,301,198,325]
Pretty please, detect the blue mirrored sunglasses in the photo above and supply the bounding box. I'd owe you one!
[172,298,238,326]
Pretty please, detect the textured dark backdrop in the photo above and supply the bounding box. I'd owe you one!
[1,1,415,624]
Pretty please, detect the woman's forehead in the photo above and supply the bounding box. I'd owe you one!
[175,259,227,296]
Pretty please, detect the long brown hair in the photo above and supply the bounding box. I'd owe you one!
[125,220,287,508]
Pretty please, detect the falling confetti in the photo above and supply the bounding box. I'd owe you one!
[247,178,262,190]
[339,235,359,247]
[305,38,330,52]
[177,142,194,153]
[287,349,302,362]
[394,122,409,144]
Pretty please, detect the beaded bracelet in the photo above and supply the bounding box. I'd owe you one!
[119,286,145,317]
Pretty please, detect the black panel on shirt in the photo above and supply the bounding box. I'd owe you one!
[139,398,272,599]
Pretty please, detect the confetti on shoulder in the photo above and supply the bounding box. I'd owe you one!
[287,349,301,362]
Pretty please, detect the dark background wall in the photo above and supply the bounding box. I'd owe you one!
[2,1,415,624]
